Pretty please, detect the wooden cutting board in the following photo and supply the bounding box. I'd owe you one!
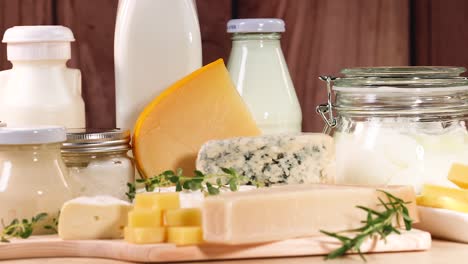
[0,229,431,262]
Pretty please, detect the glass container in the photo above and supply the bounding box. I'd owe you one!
[227,18,302,134]
[61,129,134,200]
[0,126,71,234]
[317,67,468,192]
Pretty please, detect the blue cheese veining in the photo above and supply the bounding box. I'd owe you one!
[196,133,335,185]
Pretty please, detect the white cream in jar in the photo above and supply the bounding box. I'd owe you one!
[61,129,134,201]
[335,119,468,193]
[317,67,468,193]
[0,126,72,234]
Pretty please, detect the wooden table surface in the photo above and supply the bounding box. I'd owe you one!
[0,239,466,264]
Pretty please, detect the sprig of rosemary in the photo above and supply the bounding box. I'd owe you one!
[1,213,48,242]
[320,190,413,261]
[126,168,255,201]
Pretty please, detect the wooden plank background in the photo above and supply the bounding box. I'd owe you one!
[0,0,467,132]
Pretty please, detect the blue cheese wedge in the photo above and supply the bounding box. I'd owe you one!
[58,196,132,240]
[196,133,335,185]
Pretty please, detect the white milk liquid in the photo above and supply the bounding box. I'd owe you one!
[114,0,202,131]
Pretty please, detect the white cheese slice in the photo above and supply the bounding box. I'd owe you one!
[58,196,132,240]
[202,184,419,244]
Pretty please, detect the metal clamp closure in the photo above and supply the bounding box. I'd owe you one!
[316,76,337,133]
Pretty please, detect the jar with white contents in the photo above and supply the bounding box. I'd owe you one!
[0,126,72,234]
[317,67,468,193]
[61,129,134,200]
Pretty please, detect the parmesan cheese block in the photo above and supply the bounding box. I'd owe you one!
[133,59,260,177]
[58,196,132,240]
[196,133,335,185]
[202,184,418,244]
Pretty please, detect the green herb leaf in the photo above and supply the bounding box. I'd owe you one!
[321,191,414,261]
[126,168,260,199]
[1,212,49,243]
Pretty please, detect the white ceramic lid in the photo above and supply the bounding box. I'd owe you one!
[227,19,285,33]
[2,26,75,43]
[0,126,67,145]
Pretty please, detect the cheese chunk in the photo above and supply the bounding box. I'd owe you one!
[202,184,418,244]
[58,196,132,240]
[128,209,162,227]
[417,195,468,213]
[422,184,468,203]
[165,208,202,226]
[196,133,335,185]
[133,59,261,177]
[167,226,203,246]
[124,227,166,244]
[448,163,468,189]
[134,192,180,211]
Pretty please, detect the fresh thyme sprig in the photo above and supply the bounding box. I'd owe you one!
[320,190,413,261]
[43,211,60,233]
[1,213,48,243]
[126,167,255,201]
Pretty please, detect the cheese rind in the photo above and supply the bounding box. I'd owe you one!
[124,227,166,244]
[196,133,335,185]
[202,184,418,244]
[133,59,261,177]
[167,226,203,245]
[58,196,132,240]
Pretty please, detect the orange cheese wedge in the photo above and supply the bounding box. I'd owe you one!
[133,59,260,178]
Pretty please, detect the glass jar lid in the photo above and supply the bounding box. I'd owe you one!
[334,66,468,88]
[0,126,66,145]
[61,128,131,154]
[316,67,468,131]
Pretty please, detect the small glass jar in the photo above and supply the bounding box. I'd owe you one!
[227,19,302,134]
[0,126,72,234]
[61,129,134,200]
[317,67,468,193]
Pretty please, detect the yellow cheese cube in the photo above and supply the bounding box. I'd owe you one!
[134,192,180,211]
[417,195,468,213]
[128,209,162,227]
[167,226,203,246]
[124,227,166,244]
[448,163,468,189]
[165,208,202,227]
[422,184,468,204]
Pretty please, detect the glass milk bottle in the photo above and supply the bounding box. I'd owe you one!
[0,26,85,128]
[115,0,202,131]
[227,19,302,134]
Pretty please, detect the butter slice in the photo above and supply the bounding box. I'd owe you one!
[202,184,418,244]
[58,196,132,240]
[448,163,468,189]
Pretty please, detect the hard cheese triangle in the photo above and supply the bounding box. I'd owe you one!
[133,59,261,177]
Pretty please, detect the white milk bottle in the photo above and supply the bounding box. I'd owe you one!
[114,0,202,131]
[0,26,85,128]
[227,19,302,134]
